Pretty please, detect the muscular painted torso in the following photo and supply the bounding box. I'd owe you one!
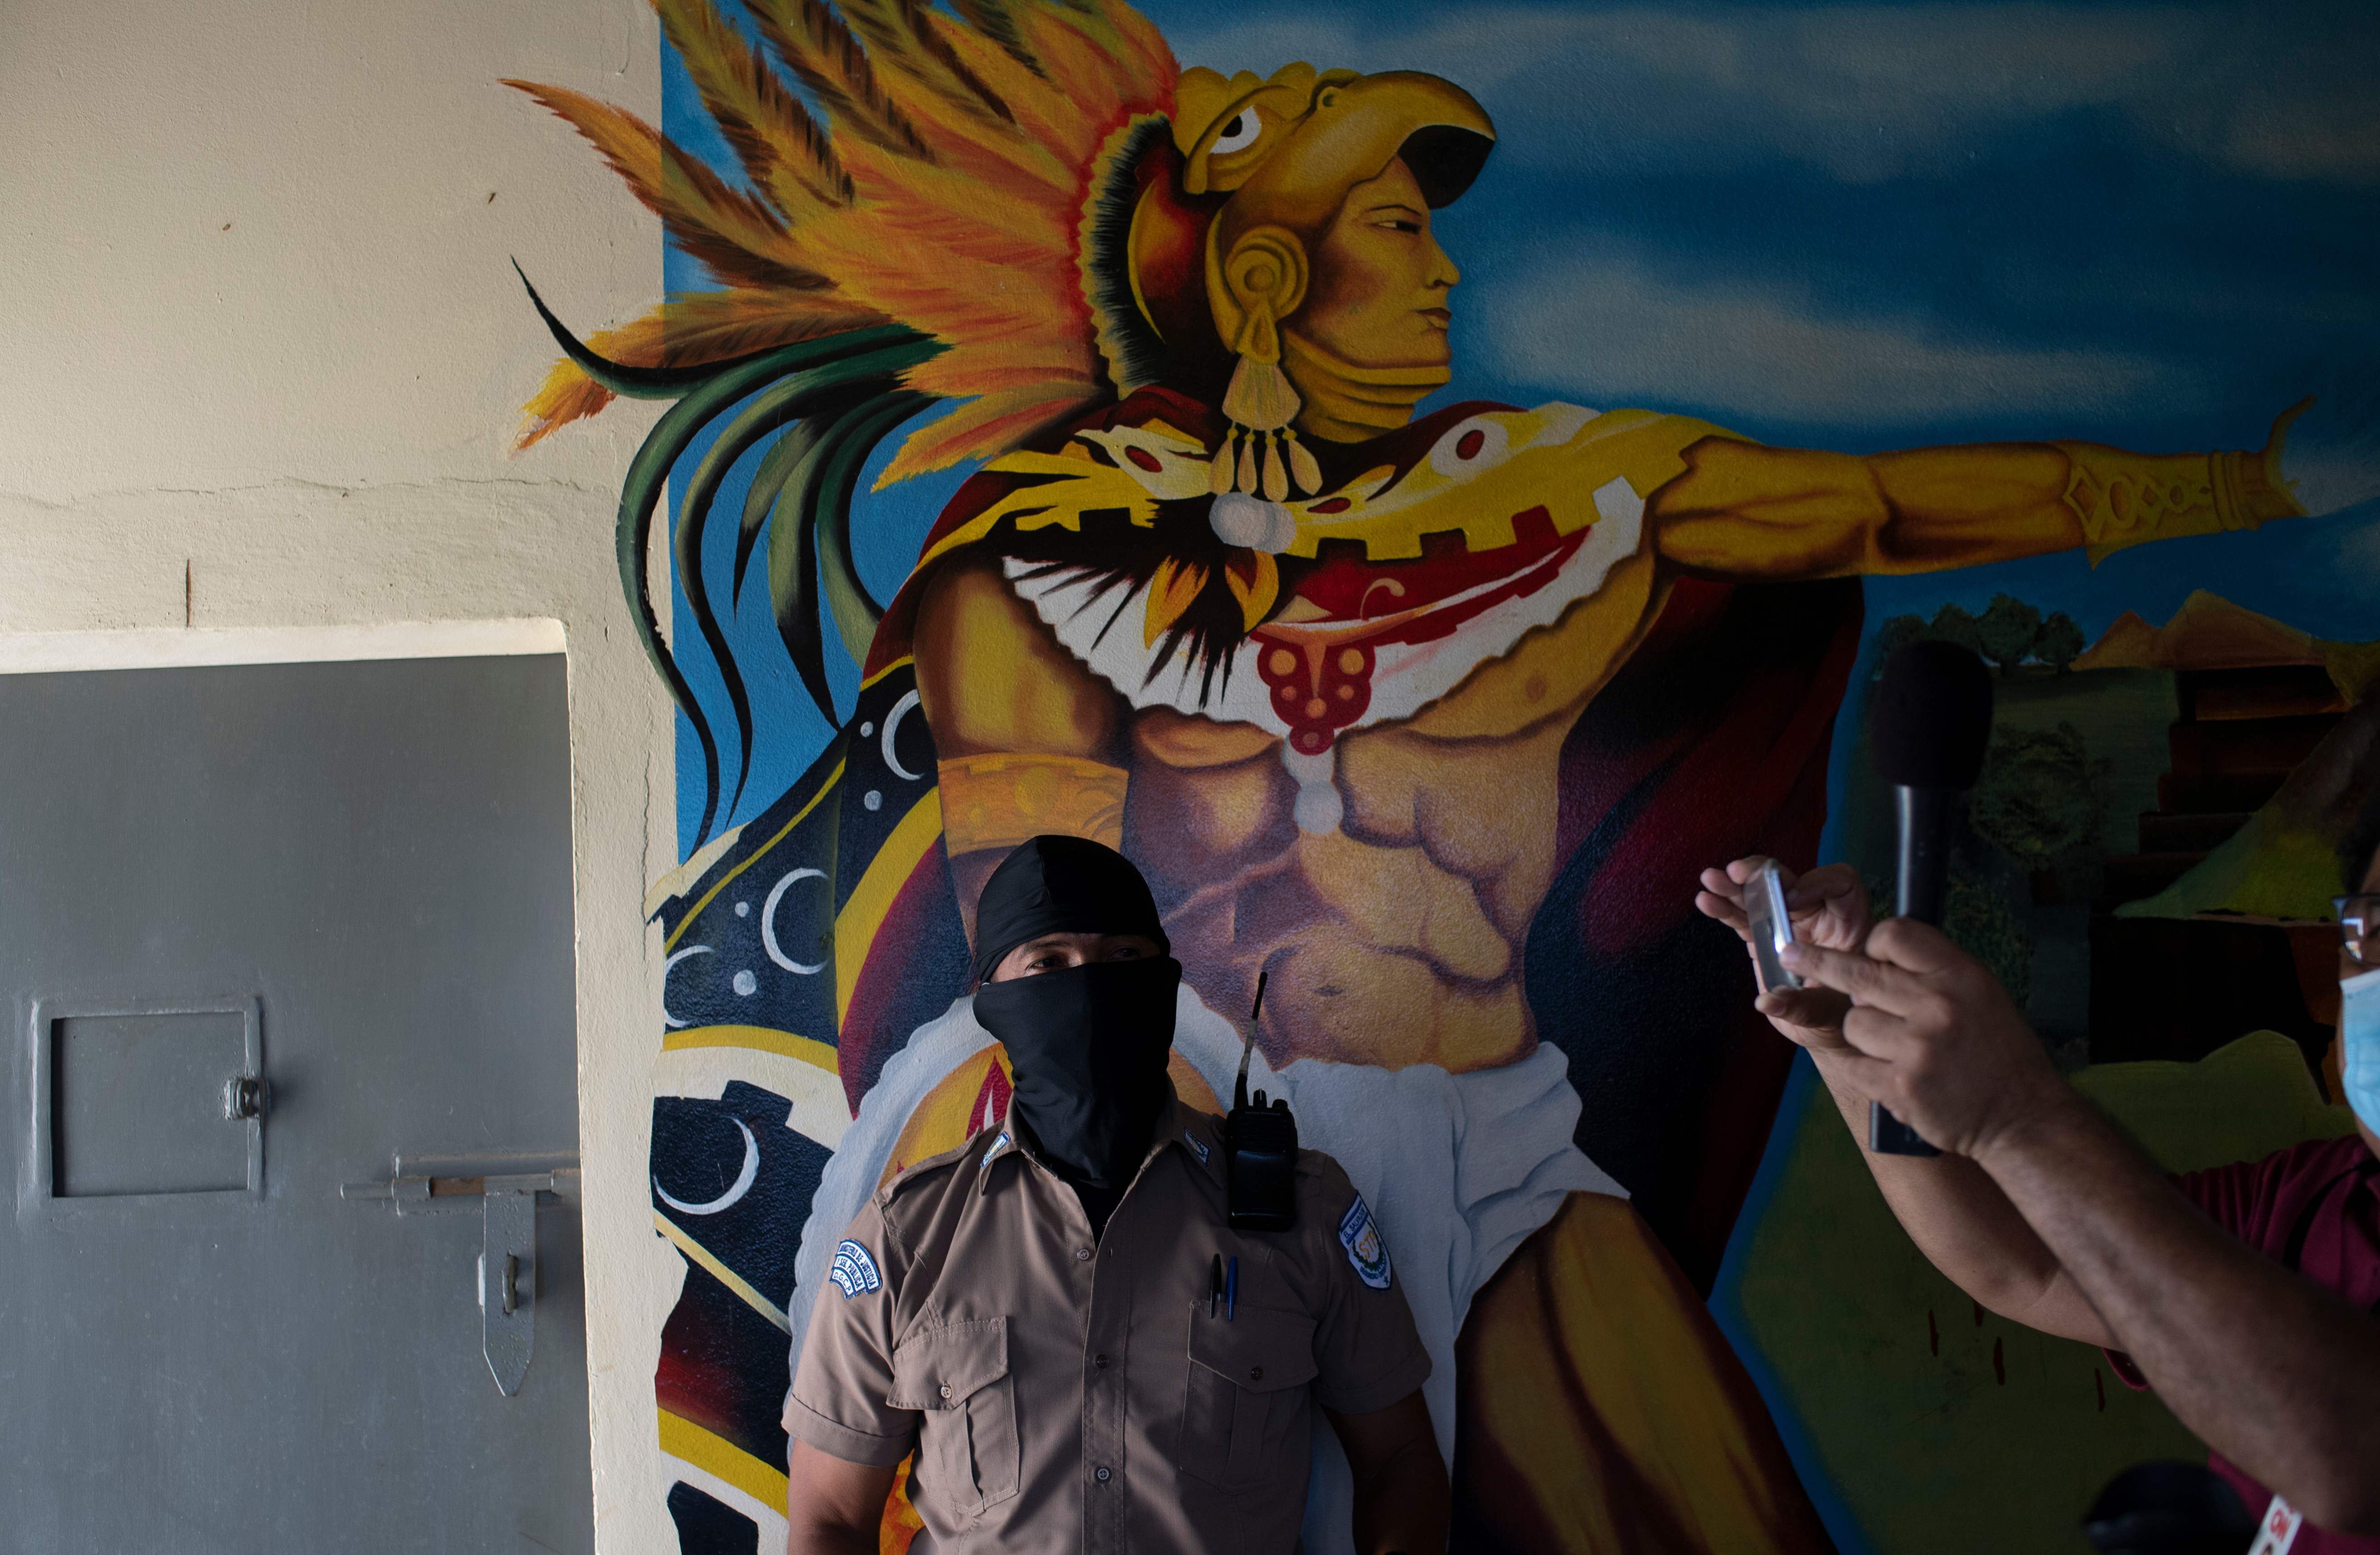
[914,421,2300,1075]
[926,551,1604,1070]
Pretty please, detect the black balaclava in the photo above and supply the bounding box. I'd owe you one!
[970,836,1181,1199]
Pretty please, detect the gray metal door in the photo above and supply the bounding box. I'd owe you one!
[0,654,590,1554]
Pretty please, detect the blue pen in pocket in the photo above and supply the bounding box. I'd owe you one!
[1225,1255,1237,1320]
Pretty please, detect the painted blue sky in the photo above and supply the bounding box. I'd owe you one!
[651,0,2380,851]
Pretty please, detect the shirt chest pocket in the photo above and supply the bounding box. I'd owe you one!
[889,1317,1021,1517]
[1178,1304,1319,1489]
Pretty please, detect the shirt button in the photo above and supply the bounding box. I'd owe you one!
[1095,1466,1112,1483]
[1074,1247,1092,1261]
[1249,1366,1264,1381]
[1093,1354,1110,1370]
[938,1384,953,1399]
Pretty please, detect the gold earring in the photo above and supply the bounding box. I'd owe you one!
[1209,237,1324,507]
[1206,233,1321,554]
[1208,344,1317,552]
[1213,344,1323,502]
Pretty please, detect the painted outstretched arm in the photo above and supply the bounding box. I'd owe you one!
[913,556,1132,939]
[1650,401,2310,580]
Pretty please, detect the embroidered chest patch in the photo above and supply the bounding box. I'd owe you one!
[1338,1194,1392,1290]
[830,1238,882,1298]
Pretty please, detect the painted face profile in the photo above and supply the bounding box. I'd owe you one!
[1294,156,1463,376]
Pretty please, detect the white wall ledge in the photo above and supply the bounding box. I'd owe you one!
[0,618,570,676]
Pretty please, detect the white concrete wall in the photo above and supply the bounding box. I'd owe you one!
[0,2,679,1548]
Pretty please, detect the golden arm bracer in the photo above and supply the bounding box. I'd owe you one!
[2053,438,2306,564]
[936,753,1129,858]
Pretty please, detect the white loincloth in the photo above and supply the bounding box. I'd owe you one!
[788,984,1625,1555]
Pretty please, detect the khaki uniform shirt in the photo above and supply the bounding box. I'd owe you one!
[785,1094,1431,1554]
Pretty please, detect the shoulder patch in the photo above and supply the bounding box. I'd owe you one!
[1337,1193,1392,1290]
[1183,1130,1210,1165]
[829,1238,883,1298]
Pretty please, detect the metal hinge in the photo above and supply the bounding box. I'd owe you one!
[342,1152,578,1396]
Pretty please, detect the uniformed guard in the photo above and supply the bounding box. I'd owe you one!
[782,835,1446,1554]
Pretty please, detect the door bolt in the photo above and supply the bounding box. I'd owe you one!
[222,1074,266,1121]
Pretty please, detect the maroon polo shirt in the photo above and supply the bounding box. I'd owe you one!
[2110,1133,2380,1553]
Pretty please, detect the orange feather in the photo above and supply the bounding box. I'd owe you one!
[877,385,1100,485]
[513,0,1181,480]
[514,289,887,448]
[743,0,931,158]
[504,80,826,293]
[652,0,852,216]
[1143,556,1209,646]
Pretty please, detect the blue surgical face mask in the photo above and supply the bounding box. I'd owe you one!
[2339,965,2380,1132]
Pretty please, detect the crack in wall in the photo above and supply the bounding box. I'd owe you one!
[0,472,613,511]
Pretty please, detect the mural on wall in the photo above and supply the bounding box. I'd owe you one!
[507,0,2380,1549]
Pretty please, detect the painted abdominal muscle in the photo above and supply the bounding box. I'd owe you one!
[1129,665,1604,1074]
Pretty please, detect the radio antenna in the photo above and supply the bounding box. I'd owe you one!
[1233,971,1267,1112]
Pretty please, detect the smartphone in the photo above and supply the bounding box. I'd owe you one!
[1745,861,1804,994]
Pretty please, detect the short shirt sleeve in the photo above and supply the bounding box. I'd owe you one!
[1306,1156,1433,1416]
[784,1194,919,1466]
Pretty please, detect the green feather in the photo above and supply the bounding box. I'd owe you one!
[614,326,940,840]
[764,391,927,720]
[819,392,933,666]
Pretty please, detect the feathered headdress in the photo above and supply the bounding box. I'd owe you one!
[506,0,1179,841]
[511,2,1500,845]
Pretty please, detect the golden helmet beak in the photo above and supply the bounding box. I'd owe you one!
[1175,64,1496,225]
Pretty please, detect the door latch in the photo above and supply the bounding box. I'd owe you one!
[221,1074,267,1121]
[343,1152,577,1396]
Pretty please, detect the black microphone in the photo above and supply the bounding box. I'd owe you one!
[1865,639,1995,1156]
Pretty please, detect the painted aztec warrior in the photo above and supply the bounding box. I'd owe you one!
[509,0,2322,1548]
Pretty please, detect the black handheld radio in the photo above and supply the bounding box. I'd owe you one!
[1224,971,1297,1231]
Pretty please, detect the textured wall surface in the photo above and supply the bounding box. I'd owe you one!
[0,2,681,1547]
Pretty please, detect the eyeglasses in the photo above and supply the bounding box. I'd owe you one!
[2336,894,2380,965]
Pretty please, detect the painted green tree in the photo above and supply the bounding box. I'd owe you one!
[2035,612,2086,671]
[1976,595,2044,677]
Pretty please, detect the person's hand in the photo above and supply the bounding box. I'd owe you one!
[1778,918,2075,1160]
[1694,858,1871,1053]
[2245,395,2314,521]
